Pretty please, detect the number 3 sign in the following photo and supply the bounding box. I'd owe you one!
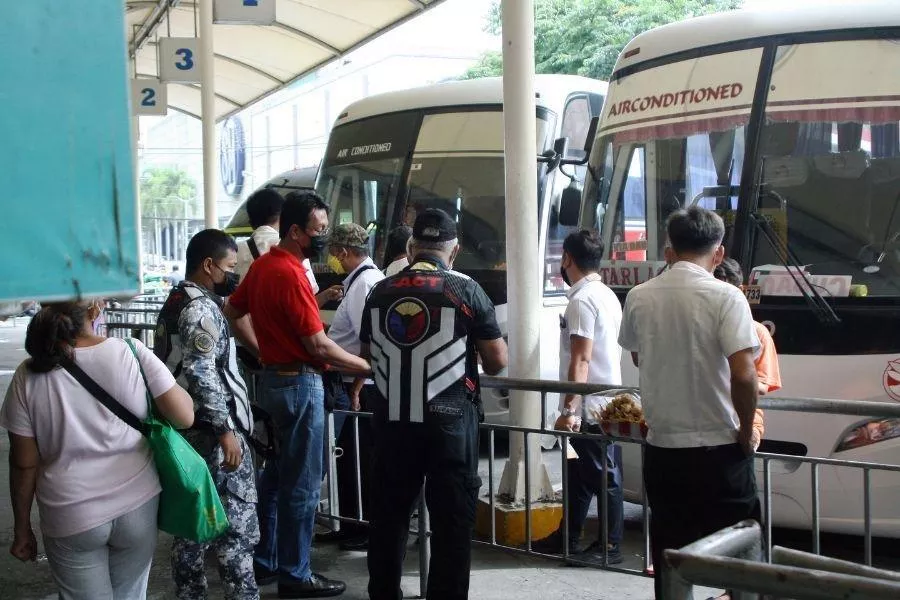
[158,38,201,83]
[131,79,167,116]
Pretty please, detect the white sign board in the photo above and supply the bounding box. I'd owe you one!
[158,38,201,83]
[213,0,276,25]
[131,79,167,116]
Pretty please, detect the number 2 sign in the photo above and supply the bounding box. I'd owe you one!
[131,79,167,116]
[158,38,201,83]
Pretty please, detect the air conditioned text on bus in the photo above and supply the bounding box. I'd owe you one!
[607,83,744,117]
[335,143,392,159]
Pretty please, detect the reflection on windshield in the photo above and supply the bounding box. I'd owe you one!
[405,156,507,271]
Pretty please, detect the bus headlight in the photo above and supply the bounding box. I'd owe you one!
[835,418,900,453]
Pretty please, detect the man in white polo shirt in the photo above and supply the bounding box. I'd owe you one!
[533,230,625,565]
[618,207,760,599]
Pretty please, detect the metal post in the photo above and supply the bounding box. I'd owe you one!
[763,457,772,562]
[641,443,651,573]
[863,468,872,566]
[418,489,430,598]
[199,0,217,228]
[524,432,532,551]
[325,411,340,532]
[811,463,820,554]
[354,415,363,520]
[488,428,496,545]
[497,0,550,504]
[560,433,570,558]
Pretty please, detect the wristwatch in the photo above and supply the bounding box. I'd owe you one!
[560,407,579,418]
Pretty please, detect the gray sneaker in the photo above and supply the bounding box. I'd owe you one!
[568,541,623,566]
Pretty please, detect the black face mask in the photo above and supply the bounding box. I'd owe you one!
[304,234,329,261]
[560,265,572,287]
[213,265,240,297]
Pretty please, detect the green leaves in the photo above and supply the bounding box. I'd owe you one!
[139,166,198,219]
[460,0,743,81]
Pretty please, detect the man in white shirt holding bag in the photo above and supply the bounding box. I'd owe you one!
[533,230,625,565]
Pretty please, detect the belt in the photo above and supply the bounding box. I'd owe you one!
[262,362,322,375]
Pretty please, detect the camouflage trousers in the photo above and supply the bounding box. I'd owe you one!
[172,431,261,600]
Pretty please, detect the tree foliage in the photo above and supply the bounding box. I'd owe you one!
[139,166,198,218]
[461,0,743,81]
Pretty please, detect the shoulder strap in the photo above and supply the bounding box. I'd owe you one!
[61,354,146,436]
[247,237,261,260]
[124,339,154,418]
[345,264,376,293]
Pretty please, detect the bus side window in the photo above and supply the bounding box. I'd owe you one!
[612,147,648,262]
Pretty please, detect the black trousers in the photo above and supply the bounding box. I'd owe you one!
[367,396,481,600]
[644,443,761,600]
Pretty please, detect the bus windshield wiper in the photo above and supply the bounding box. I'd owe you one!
[750,207,841,326]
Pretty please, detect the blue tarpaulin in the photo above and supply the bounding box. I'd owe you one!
[0,0,139,303]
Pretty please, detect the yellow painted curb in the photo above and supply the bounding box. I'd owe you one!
[474,497,563,546]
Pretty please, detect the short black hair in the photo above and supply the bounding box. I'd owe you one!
[713,257,743,287]
[562,229,604,272]
[279,191,330,239]
[185,229,238,275]
[246,188,285,230]
[385,225,412,260]
[666,207,725,255]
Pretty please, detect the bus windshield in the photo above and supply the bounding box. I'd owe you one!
[585,39,900,297]
[317,107,553,302]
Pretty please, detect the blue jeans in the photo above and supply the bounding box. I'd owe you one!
[254,371,324,582]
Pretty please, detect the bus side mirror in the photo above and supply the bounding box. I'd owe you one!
[559,116,599,166]
[558,184,582,227]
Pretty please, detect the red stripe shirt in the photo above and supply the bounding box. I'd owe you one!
[228,246,324,366]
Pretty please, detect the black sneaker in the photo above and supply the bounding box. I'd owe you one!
[278,573,347,598]
[530,529,579,554]
[569,541,623,567]
[254,563,279,587]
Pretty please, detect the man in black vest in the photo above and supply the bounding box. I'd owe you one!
[359,209,508,600]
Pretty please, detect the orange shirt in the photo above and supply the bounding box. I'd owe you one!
[752,321,782,439]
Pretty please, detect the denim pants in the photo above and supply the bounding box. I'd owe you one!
[254,371,324,582]
[43,495,159,600]
[367,394,481,600]
[565,438,624,546]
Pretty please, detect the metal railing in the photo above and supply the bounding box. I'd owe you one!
[103,294,164,349]
[664,520,900,599]
[318,375,900,598]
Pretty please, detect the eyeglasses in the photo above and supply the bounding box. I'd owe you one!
[306,225,330,237]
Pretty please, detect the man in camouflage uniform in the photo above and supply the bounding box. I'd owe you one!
[155,229,260,600]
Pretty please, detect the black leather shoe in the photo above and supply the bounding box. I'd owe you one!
[278,573,346,598]
[338,536,368,552]
[314,530,350,543]
[254,563,279,587]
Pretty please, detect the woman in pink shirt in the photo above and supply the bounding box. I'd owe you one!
[1,301,194,600]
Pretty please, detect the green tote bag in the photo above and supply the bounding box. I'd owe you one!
[125,340,229,542]
[62,340,229,543]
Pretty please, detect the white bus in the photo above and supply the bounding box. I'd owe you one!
[311,75,608,424]
[557,1,900,535]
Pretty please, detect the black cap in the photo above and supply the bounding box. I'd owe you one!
[413,208,457,242]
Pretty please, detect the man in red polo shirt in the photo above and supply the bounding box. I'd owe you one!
[226,191,370,599]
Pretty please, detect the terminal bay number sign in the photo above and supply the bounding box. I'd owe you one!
[131,79,167,116]
[214,0,276,24]
[158,37,201,83]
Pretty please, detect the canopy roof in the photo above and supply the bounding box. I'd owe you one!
[125,0,445,121]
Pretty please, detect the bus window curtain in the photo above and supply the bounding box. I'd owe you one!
[872,123,900,158]
[795,123,833,156]
[837,123,863,152]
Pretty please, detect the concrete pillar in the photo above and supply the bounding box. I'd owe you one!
[497,0,552,503]
[199,0,217,228]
